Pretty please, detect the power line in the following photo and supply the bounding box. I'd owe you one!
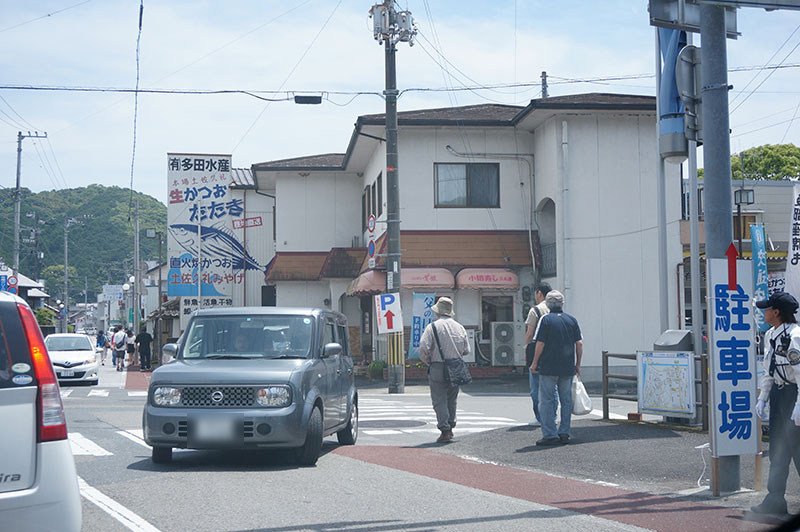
[0,0,91,33]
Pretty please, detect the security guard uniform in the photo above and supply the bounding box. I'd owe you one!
[756,321,800,514]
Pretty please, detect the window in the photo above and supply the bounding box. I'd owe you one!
[434,163,499,208]
[377,172,383,216]
[480,295,513,341]
[371,182,377,218]
[337,321,350,357]
[733,214,757,240]
[362,188,369,230]
[321,319,336,355]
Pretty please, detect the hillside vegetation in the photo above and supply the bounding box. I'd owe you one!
[0,185,167,303]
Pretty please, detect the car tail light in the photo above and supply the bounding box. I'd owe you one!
[18,303,68,442]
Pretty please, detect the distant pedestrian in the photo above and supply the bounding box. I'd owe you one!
[530,290,583,446]
[419,297,471,444]
[125,328,136,366]
[524,282,552,427]
[112,326,127,372]
[135,326,154,371]
[96,331,109,366]
[751,292,800,516]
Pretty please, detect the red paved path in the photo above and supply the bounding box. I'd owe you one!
[124,366,151,390]
[335,446,774,532]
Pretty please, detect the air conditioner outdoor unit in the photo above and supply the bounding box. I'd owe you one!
[464,329,476,364]
[490,322,526,366]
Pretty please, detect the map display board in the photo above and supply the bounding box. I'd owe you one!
[637,351,696,417]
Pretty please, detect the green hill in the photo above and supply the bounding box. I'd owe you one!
[0,185,167,303]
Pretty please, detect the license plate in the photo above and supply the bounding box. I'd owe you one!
[192,416,238,443]
[60,369,75,377]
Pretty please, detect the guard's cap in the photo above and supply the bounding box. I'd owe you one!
[756,292,799,314]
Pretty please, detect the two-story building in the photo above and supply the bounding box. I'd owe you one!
[249,93,684,382]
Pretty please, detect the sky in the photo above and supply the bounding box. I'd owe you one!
[1,1,800,207]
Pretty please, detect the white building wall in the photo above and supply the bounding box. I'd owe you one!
[276,172,361,251]
[237,191,275,307]
[731,179,795,244]
[551,114,682,377]
[276,282,328,308]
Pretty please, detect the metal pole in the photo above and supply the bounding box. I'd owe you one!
[134,200,140,333]
[384,3,404,394]
[64,219,69,333]
[157,232,163,364]
[700,3,738,492]
[13,132,22,279]
[655,29,669,333]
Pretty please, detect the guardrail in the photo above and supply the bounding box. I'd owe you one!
[601,350,709,431]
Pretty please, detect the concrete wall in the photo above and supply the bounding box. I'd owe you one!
[276,281,328,308]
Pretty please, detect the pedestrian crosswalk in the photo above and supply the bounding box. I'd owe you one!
[358,397,518,436]
[60,388,148,399]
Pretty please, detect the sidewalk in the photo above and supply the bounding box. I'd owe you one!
[359,374,800,526]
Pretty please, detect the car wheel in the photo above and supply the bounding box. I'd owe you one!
[337,401,358,445]
[295,407,323,466]
[152,446,172,464]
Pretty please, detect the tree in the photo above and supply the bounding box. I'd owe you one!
[41,265,78,301]
[35,307,55,327]
[698,143,800,181]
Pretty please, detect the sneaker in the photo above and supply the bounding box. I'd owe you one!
[528,419,541,427]
[436,430,453,443]
[558,434,570,444]
[535,437,560,446]
[750,502,788,516]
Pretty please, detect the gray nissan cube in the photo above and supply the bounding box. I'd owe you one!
[143,307,358,466]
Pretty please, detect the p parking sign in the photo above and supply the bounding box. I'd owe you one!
[374,293,403,334]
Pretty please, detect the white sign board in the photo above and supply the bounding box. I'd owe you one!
[638,351,696,417]
[374,293,403,334]
[707,258,758,457]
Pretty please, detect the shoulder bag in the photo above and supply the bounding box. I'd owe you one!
[431,322,472,386]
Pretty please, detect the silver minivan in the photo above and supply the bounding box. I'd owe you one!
[0,293,81,531]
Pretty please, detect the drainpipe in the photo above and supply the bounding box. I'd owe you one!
[561,120,570,297]
[444,145,538,271]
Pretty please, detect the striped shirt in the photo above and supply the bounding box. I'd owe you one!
[419,317,470,364]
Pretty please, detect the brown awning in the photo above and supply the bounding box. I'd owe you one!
[402,268,454,290]
[265,252,328,281]
[360,230,533,272]
[456,268,519,290]
[346,270,385,296]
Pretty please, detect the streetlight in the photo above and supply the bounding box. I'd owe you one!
[734,187,755,256]
[122,282,131,328]
[146,229,164,364]
[59,303,65,333]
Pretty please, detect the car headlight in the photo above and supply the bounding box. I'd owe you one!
[153,386,182,406]
[256,386,291,407]
[85,355,97,364]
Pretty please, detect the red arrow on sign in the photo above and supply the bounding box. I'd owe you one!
[725,243,738,290]
[384,310,395,330]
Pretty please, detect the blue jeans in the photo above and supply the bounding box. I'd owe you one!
[539,374,574,439]
[529,371,559,423]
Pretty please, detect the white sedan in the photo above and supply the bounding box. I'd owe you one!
[44,333,100,385]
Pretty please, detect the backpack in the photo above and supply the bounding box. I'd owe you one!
[114,334,126,350]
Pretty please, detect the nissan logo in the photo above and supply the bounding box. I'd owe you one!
[211,390,224,403]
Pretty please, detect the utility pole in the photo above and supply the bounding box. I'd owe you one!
[134,200,141,334]
[370,1,416,394]
[541,71,548,99]
[13,131,47,279]
[700,3,738,494]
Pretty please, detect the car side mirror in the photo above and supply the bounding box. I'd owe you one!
[321,342,342,358]
[162,343,179,361]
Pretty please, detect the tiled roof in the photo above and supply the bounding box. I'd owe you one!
[361,230,534,272]
[265,252,329,281]
[320,248,367,279]
[359,103,524,124]
[252,153,346,171]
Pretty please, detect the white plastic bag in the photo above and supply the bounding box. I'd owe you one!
[572,377,592,415]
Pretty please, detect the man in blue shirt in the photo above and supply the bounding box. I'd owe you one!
[530,290,583,446]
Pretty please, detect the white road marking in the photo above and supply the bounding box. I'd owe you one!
[78,477,162,532]
[588,409,626,420]
[117,429,150,449]
[88,389,110,397]
[69,433,113,456]
[128,391,148,397]
[60,389,73,398]
[363,429,404,435]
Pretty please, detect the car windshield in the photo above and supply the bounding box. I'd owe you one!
[182,315,314,360]
[45,336,93,351]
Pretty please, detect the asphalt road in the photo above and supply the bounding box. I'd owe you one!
[60,366,787,531]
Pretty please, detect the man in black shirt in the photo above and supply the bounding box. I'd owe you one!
[135,326,154,371]
[530,290,583,446]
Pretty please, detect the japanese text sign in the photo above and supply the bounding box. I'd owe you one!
[408,293,435,358]
[707,258,757,457]
[374,293,403,334]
